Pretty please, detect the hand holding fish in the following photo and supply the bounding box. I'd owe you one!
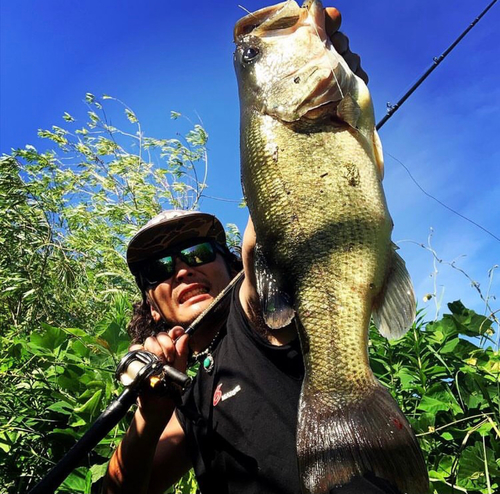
[324,7,369,84]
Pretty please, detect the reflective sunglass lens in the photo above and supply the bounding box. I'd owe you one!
[142,241,218,286]
[146,256,174,284]
[180,242,215,265]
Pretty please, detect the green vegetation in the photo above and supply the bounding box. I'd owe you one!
[370,303,498,493]
[0,95,208,493]
[0,96,498,493]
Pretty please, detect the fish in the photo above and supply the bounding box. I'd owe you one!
[233,1,429,493]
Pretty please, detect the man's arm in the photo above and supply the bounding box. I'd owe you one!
[104,402,190,494]
[239,216,260,325]
[103,328,191,494]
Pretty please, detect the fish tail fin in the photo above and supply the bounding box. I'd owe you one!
[297,382,429,494]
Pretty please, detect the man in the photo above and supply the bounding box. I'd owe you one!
[103,208,400,494]
[104,8,401,493]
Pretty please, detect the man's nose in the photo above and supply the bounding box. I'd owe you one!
[174,258,194,281]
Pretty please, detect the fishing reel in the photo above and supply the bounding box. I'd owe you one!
[29,351,191,494]
[116,349,192,394]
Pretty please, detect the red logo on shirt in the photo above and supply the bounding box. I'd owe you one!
[213,383,223,406]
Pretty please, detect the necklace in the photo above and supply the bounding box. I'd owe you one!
[191,329,223,373]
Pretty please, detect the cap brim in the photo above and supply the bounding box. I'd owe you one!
[127,212,226,274]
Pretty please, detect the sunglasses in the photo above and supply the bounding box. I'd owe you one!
[139,239,225,286]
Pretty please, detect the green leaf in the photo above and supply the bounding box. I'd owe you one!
[441,432,454,441]
[410,412,436,434]
[69,417,87,428]
[90,462,109,483]
[476,421,493,437]
[74,389,103,416]
[0,431,18,453]
[441,337,460,354]
[62,327,88,338]
[418,383,463,415]
[30,323,67,351]
[47,401,75,415]
[60,467,88,492]
[98,320,130,354]
[125,108,138,123]
[458,442,500,486]
[69,339,90,358]
[395,368,417,390]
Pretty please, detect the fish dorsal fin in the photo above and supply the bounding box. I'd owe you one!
[372,244,416,339]
[373,128,385,179]
[254,245,295,329]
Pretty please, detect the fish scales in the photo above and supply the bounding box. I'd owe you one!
[234,1,429,493]
[242,113,391,394]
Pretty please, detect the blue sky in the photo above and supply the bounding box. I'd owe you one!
[1,0,499,323]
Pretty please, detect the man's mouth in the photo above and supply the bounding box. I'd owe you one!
[179,285,210,305]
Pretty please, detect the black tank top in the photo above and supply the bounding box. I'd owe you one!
[176,278,400,494]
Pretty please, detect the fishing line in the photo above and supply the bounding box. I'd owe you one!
[378,0,499,244]
[309,3,344,99]
[386,152,500,244]
[376,0,498,130]
[237,4,256,16]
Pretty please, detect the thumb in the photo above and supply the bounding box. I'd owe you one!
[325,7,342,36]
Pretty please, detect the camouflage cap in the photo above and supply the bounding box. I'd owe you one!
[126,210,227,275]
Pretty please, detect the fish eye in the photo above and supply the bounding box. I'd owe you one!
[242,46,260,63]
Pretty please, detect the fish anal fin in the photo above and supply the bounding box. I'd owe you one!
[373,247,416,339]
[254,245,295,329]
[297,383,429,494]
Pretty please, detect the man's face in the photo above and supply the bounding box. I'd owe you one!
[147,252,232,328]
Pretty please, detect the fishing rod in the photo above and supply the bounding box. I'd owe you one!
[28,352,191,494]
[26,2,498,490]
[376,0,498,130]
[27,271,243,494]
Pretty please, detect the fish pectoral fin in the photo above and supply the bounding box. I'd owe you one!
[254,245,295,329]
[336,93,361,129]
[372,246,416,339]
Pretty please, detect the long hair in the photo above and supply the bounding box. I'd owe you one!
[127,299,168,344]
[126,248,242,344]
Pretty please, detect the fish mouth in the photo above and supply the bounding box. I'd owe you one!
[178,284,210,305]
[234,0,353,123]
[234,2,301,41]
[234,1,324,41]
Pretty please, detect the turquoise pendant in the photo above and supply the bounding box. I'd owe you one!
[203,353,214,373]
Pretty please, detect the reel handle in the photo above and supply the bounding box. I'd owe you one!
[116,349,192,391]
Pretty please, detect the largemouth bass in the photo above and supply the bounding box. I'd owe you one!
[233,1,428,493]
